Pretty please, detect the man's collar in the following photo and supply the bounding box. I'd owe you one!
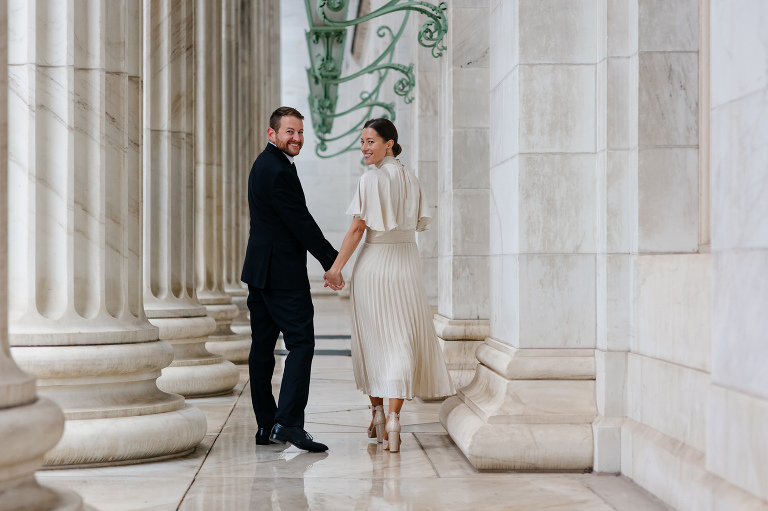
[268,141,295,164]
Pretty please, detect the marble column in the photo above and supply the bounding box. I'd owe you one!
[222,0,249,334]
[144,0,239,396]
[434,0,491,390]
[410,39,440,307]
[0,3,88,507]
[440,0,600,470]
[251,0,281,141]
[592,0,636,474]
[230,0,253,334]
[7,0,206,467]
[195,0,250,363]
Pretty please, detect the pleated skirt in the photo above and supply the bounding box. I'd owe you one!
[350,229,456,400]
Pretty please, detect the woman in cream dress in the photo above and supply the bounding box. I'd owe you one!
[323,119,455,452]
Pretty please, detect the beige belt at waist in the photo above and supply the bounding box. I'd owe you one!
[365,229,416,244]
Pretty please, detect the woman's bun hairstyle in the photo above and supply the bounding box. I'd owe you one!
[364,118,401,157]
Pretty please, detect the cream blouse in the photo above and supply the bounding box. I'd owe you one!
[345,156,432,233]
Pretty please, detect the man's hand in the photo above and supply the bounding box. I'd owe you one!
[323,270,345,291]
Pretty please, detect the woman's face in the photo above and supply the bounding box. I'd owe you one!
[360,127,393,166]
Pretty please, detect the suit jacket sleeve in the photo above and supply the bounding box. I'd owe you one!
[270,170,338,271]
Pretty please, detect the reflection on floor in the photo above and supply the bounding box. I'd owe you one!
[37,296,670,511]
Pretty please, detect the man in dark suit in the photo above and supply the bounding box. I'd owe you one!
[241,106,342,452]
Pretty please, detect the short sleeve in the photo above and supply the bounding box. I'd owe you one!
[345,171,398,232]
[416,180,433,232]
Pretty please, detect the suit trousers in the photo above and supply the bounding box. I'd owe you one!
[247,285,315,429]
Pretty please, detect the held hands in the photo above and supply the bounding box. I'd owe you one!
[323,269,345,291]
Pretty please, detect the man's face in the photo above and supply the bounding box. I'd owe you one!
[268,116,304,157]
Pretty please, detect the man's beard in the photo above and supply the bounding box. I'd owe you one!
[276,139,301,156]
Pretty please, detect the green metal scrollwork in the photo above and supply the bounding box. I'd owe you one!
[316,0,448,58]
[304,0,446,159]
[310,30,346,77]
[319,22,415,104]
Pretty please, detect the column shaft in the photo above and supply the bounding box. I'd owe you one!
[195,0,250,362]
[222,0,250,332]
[8,0,206,467]
[411,41,440,308]
[0,3,88,507]
[440,0,599,470]
[143,0,239,396]
[434,0,491,390]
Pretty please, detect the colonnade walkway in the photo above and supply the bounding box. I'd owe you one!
[36,297,670,511]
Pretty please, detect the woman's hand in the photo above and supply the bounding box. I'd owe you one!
[324,269,345,291]
[323,217,365,292]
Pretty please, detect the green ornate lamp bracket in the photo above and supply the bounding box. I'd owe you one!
[305,0,447,159]
[317,0,448,58]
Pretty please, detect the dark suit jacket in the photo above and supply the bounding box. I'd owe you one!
[241,143,338,289]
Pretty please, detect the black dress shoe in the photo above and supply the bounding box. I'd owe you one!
[255,427,274,445]
[270,424,328,452]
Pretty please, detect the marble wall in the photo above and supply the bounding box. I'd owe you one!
[707,0,768,505]
[616,1,719,507]
[439,2,768,506]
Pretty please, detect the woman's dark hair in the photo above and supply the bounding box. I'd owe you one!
[364,118,402,156]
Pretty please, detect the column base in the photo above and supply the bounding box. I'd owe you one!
[228,289,251,335]
[160,362,239,398]
[592,416,623,473]
[436,340,483,390]
[206,333,250,364]
[0,397,90,510]
[440,397,594,470]
[0,478,91,511]
[433,315,489,390]
[439,338,596,471]
[42,405,206,468]
[203,303,251,363]
[11,341,207,467]
[150,316,239,397]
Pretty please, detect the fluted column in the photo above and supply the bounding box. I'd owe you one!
[251,0,280,142]
[196,0,250,362]
[143,0,239,396]
[222,0,249,334]
[0,3,88,507]
[8,0,206,467]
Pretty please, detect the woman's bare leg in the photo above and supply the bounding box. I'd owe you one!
[388,398,404,415]
[383,398,404,441]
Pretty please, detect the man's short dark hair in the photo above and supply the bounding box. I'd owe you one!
[270,106,304,132]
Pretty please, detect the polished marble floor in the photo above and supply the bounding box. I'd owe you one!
[37,296,670,511]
